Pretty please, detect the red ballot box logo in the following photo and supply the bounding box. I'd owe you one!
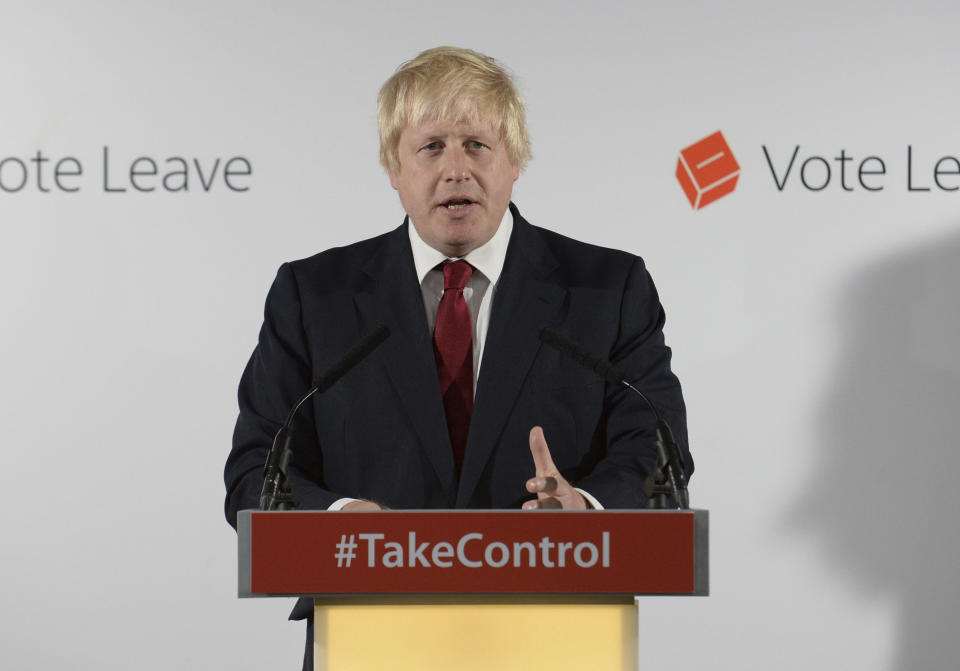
[676,131,740,209]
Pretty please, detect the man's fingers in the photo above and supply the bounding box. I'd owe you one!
[524,425,587,511]
[528,426,557,476]
[522,497,563,510]
[525,476,559,494]
[341,499,382,511]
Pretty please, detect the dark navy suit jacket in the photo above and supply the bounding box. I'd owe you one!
[224,204,691,621]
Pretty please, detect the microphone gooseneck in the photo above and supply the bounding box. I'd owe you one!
[537,327,689,509]
[259,325,391,511]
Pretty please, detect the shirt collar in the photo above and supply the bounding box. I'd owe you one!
[407,207,514,286]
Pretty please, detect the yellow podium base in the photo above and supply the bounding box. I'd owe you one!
[314,596,637,671]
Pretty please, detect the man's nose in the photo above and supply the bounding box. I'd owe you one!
[442,149,470,181]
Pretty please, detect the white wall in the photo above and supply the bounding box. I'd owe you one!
[2,1,958,668]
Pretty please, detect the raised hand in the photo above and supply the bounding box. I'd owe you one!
[522,426,587,510]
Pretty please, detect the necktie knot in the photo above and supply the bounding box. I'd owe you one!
[443,260,473,291]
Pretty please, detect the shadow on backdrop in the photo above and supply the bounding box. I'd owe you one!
[788,225,960,670]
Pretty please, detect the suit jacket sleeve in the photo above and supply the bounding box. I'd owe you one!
[566,256,691,507]
[223,262,341,528]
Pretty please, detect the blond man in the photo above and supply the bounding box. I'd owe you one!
[226,47,690,670]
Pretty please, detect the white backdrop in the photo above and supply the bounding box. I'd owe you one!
[2,1,958,669]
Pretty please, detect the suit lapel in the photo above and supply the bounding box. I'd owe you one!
[456,210,566,507]
[354,221,457,505]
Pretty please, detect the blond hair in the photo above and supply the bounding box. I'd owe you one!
[377,46,531,174]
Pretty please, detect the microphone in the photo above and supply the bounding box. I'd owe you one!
[537,327,689,509]
[259,325,391,511]
[538,326,627,386]
[313,325,391,393]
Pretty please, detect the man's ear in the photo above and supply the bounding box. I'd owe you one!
[510,158,521,182]
[388,167,400,191]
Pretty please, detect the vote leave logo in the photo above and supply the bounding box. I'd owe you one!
[676,131,740,209]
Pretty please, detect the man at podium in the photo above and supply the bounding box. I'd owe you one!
[225,46,691,669]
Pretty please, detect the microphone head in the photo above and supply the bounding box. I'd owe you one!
[313,324,392,393]
[369,324,391,346]
[538,327,571,352]
[538,327,627,385]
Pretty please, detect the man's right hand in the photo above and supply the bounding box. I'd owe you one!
[341,499,383,511]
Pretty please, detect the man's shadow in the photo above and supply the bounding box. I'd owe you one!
[789,225,960,670]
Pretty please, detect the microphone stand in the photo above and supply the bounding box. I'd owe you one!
[259,325,390,511]
[260,414,306,512]
[538,327,689,509]
[619,381,690,510]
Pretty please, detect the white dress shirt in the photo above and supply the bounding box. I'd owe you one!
[408,208,512,391]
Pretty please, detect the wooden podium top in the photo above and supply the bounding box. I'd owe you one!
[238,509,708,597]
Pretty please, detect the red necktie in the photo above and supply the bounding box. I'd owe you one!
[433,260,474,475]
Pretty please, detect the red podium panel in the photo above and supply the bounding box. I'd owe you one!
[238,509,708,597]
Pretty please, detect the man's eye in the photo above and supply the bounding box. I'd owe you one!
[469,141,487,150]
[422,142,442,151]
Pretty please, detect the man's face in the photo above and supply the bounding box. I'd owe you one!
[389,116,520,258]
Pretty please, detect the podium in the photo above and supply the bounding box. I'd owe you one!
[238,509,708,670]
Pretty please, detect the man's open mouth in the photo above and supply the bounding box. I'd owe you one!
[441,198,475,211]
